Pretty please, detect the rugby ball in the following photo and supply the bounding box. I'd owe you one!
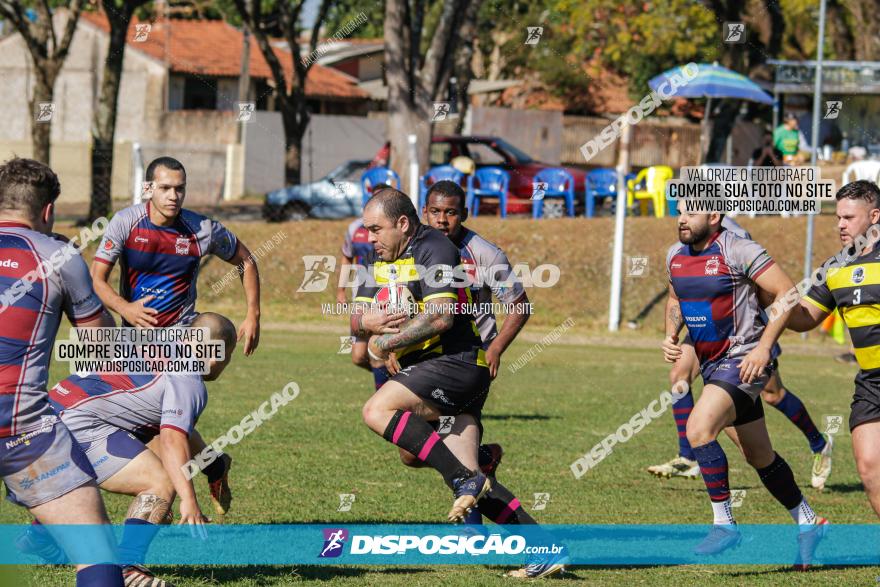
[374,284,419,318]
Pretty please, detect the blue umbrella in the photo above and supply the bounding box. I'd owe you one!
[649,63,773,163]
[648,63,773,104]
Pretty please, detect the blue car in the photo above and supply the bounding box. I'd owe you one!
[263,160,370,221]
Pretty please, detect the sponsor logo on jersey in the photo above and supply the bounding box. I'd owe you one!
[175,237,191,255]
[705,257,720,276]
[852,266,865,284]
[135,236,149,244]
[0,259,19,269]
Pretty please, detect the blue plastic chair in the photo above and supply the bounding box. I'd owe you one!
[419,165,465,210]
[532,168,575,219]
[585,168,618,218]
[361,167,400,208]
[467,167,510,218]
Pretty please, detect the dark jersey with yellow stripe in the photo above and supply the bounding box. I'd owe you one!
[805,244,880,375]
[355,223,484,368]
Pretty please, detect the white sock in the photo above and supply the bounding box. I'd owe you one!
[711,499,736,526]
[789,499,817,528]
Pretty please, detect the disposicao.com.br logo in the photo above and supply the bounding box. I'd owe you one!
[318,529,560,557]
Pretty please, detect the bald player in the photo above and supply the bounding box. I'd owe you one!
[354,187,567,579]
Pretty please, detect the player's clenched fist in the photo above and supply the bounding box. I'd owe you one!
[662,334,682,363]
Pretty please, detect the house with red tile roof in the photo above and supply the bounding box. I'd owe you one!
[0,11,372,202]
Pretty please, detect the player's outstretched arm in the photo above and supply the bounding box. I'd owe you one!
[741,263,796,383]
[662,284,684,363]
[159,427,209,538]
[786,300,830,332]
[485,292,531,379]
[225,241,261,355]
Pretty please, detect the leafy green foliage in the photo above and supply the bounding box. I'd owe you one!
[559,0,717,97]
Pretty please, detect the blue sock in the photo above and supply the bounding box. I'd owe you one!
[117,518,159,565]
[76,564,124,587]
[773,391,826,453]
[372,367,389,391]
[672,390,695,461]
[463,505,483,525]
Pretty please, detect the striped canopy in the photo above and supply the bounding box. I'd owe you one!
[648,63,774,104]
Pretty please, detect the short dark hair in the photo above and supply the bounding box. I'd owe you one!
[837,180,880,209]
[145,156,186,182]
[367,187,419,224]
[0,157,61,220]
[425,180,466,212]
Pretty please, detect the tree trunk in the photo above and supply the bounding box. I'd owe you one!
[826,0,855,59]
[29,71,54,164]
[387,107,431,197]
[89,5,134,221]
[848,0,880,60]
[281,102,303,186]
[385,0,469,199]
[453,0,481,134]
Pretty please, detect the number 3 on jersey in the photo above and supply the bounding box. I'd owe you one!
[854,288,861,305]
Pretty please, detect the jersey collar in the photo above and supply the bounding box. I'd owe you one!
[0,221,31,229]
[689,228,723,255]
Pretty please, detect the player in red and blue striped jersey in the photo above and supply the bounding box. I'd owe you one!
[650,215,833,489]
[88,157,252,541]
[0,158,124,586]
[663,211,827,566]
[90,156,261,355]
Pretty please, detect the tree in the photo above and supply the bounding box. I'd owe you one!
[88,0,150,222]
[233,0,332,186]
[384,0,477,191]
[324,0,384,37]
[0,0,84,164]
[563,0,717,98]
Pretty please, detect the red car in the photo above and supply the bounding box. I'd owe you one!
[372,135,586,215]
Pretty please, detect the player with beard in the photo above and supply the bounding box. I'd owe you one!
[663,211,827,566]
[787,180,880,520]
[354,187,567,579]
[650,215,833,489]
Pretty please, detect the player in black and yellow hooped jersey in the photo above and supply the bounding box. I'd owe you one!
[788,180,880,519]
[352,187,567,580]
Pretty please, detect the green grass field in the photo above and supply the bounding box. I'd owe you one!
[4,328,880,585]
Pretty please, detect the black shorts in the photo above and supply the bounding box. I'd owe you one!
[709,378,766,426]
[850,373,880,431]
[392,352,490,417]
